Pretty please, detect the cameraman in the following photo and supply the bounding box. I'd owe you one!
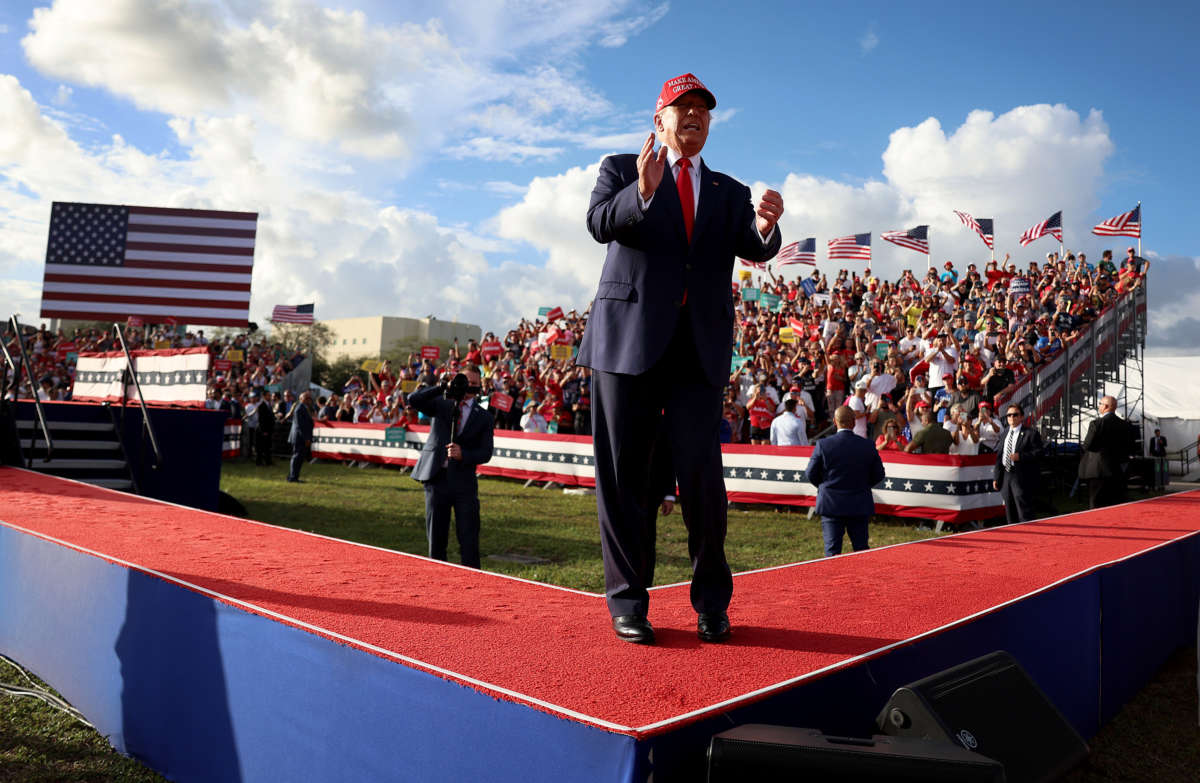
[407,367,494,568]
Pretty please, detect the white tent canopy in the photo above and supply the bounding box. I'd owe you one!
[1143,356,1200,453]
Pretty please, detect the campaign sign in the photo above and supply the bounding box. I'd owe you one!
[761,292,781,311]
[383,426,408,443]
[490,392,513,412]
[226,349,244,362]
[55,341,77,360]
[480,340,503,360]
[400,380,418,393]
[741,287,760,302]
[360,359,384,373]
[778,327,796,344]
[421,345,440,360]
[537,307,552,316]
[213,359,232,372]
[730,355,751,372]
[550,344,573,360]
[546,306,565,321]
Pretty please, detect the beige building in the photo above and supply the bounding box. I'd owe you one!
[321,316,482,362]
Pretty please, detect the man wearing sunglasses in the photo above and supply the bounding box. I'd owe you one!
[992,403,1044,524]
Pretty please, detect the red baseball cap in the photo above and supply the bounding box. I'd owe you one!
[654,73,716,114]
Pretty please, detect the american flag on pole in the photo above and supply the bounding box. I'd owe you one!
[39,202,257,327]
[953,210,994,250]
[881,225,930,255]
[773,238,817,266]
[1092,205,1141,238]
[827,233,871,261]
[1019,211,1063,246]
[271,303,315,324]
[739,257,768,270]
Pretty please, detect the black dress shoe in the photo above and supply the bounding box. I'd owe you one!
[697,612,731,643]
[612,615,655,645]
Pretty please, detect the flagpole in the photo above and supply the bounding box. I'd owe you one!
[991,219,995,263]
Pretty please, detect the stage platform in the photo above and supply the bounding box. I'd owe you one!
[1,466,1198,781]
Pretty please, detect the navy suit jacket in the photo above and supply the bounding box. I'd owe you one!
[807,429,886,518]
[408,385,494,485]
[992,426,1044,485]
[287,402,313,446]
[576,153,782,386]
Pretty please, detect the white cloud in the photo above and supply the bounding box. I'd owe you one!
[20,0,664,168]
[598,2,670,47]
[52,84,72,106]
[859,28,878,53]
[0,279,42,324]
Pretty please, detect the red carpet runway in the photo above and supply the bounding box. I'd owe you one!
[2,466,1198,737]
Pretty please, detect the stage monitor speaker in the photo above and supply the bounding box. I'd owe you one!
[877,650,1088,783]
[707,725,1005,782]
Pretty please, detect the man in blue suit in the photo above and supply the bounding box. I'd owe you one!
[807,406,887,557]
[285,390,314,483]
[577,73,784,644]
[408,369,494,568]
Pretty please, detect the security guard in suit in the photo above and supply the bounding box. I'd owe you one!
[408,368,494,568]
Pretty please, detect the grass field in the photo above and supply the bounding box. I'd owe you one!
[1,460,1195,781]
[217,460,944,591]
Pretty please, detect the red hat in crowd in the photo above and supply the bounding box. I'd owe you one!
[916,400,931,409]
[788,385,802,393]
[944,261,953,269]
[942,373,954,381]
[654,73,716,114]
[979,401,992,409]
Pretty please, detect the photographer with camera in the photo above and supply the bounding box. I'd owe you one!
[407,367,494,568]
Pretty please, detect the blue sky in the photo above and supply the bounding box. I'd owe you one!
[1,1,1197,351]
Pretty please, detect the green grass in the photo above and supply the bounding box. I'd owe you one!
[1,460,1192,781]
[217,459,943,591]
[0,658,165,783]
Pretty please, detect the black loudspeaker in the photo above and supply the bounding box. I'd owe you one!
[877,650,1088,783]
[707,725,1005,782]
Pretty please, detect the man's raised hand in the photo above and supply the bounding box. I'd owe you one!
[638,132,668,201]
[756,189,784,238]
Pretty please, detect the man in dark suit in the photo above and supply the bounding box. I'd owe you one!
[577,73,784,645]
[807,406,886,557]
[286,390,314,483]
[408,368,494,568]
[993,403,1044,524]
[1078,395,1134,508]
[254,392,275,466]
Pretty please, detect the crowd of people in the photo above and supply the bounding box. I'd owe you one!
[2,322,305,415]
[6,245,1149,461]
[331,245,1148,460]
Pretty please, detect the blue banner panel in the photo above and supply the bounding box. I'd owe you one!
[1099,535,1200,724]
[0,526,637,783]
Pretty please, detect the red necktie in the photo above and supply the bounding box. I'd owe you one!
[676,157,694,242]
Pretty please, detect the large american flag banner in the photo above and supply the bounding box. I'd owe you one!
[1091,204,1141,238]
[774,238,817,266]
[953,210,994,250]
[881,225,929,255]
[1018,210,1062,246]
[39,202,257,327]
[827,233,871,261]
